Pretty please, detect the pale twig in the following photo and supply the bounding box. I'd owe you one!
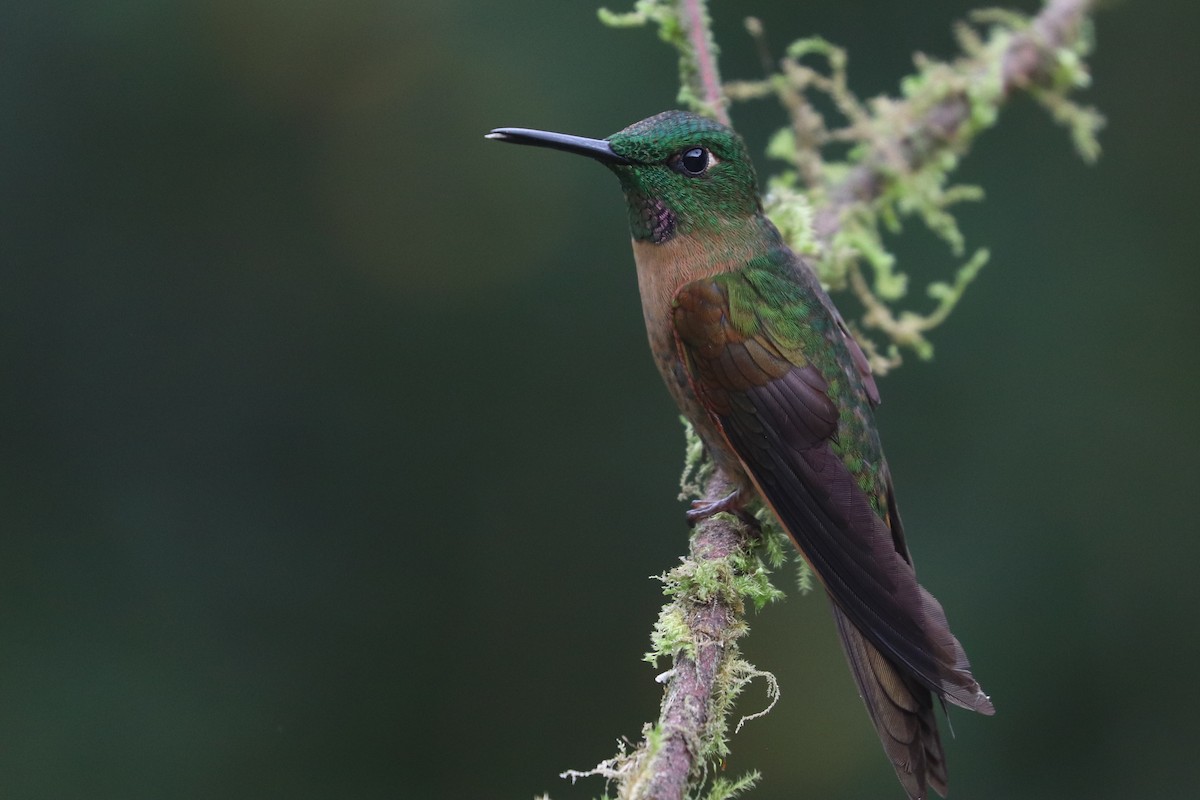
[679,0,729,125]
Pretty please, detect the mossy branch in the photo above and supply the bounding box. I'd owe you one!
[554,2,1100,799]
[559,425,797,800]
[746,0,1100,370]
[600,0,729,125]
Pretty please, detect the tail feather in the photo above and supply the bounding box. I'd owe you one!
[832,601,949,799]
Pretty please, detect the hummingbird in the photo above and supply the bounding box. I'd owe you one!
[487,110,994,799]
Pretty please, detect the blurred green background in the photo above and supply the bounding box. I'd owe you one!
[3,1,1198,798]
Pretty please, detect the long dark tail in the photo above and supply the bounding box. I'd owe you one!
[831,602,949,799]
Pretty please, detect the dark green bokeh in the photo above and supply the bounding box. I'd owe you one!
[2,1,1197,798]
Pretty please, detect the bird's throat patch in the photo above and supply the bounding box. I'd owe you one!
[628,192,677,244]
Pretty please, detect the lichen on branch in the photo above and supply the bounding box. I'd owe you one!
[557,425,792,800]
[599,0,729,125]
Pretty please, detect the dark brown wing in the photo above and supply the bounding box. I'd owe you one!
[673,275,992,797]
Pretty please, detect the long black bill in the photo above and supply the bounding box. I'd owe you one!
[485,127,629,165]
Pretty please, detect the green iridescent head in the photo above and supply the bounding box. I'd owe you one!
[488,111,762,243]
[606,111,761,243]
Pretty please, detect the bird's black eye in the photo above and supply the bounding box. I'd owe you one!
[675,147,710,176]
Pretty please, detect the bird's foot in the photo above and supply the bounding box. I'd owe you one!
[686,488,758,532]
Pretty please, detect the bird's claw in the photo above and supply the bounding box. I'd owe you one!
[686,488,758,532]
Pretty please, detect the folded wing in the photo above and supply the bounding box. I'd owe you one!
[672,273,993,797]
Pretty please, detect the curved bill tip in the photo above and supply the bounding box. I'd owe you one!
[485,127,629,165]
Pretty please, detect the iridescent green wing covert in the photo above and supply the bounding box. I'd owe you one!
[670,260,995,707]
